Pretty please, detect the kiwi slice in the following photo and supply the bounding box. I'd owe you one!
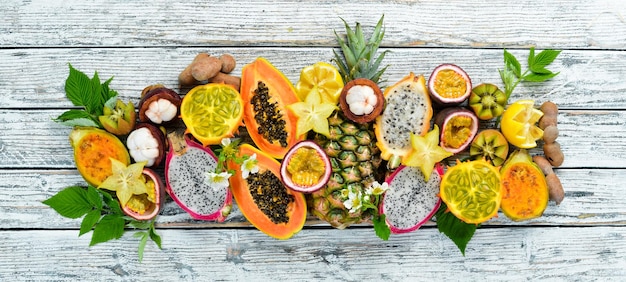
[469,83,507,120]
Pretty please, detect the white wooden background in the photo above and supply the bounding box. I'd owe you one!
[1,0,626,280]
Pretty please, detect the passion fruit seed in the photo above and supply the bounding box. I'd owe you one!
[442,115,474,149]
[286,147,326,187]
[434,107,478,154]
[247,170,294,224]
[433,69,467,99]
[252,82,289,147]
[428,64,472,105]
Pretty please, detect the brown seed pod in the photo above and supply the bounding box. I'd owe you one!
[191,56,222,81]
[543,141,564,167]
[179,53,210,85]
[542,125,559,144]
[539,101,558,129]
[532,155,564,205]
[219,54,236,74]
[209,72,241,91]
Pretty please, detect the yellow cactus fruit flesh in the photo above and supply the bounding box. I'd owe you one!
[440,159,502,224]
[70,127,131,186]
[500,149,549,221]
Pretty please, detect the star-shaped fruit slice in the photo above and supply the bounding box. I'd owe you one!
[98,158,149,206]
[288,92,337,138]
[402,125,453,181]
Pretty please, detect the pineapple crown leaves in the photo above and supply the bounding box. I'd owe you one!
[332,15,390,84]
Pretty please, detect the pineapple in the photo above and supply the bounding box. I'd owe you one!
[307,16,387,229]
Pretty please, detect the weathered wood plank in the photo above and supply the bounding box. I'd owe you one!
[1,48,625,109]
[0,227,624,280]
[1,168,624,229]
[1,0,625,50]
[0,109,622,168]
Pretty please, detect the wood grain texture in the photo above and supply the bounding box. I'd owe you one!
[0,227,625,281]
[1,0,625,50]
[1,48,626,109]
[1,168,624,229]
[0,109,623,168]
[1,0,625,279]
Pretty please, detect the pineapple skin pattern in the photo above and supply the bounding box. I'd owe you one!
[307,16,389,229]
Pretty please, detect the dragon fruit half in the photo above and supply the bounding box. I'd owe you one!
[165,132,232,221]
[380,165,442,234]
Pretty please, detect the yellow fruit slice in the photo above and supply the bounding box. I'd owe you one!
[500,99,544,148]
[180,84,243,146]
[440,159,502,224]
[295,62,344,103]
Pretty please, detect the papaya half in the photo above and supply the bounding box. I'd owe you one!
[240,57,304,159]
[228,144,307,239]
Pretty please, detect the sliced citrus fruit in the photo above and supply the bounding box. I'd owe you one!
[180,84,243,146]
[295,62,344,103]
[500,99,544,149]
[440,159,502,224]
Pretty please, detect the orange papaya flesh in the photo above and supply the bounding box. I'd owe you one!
[240,57,304,159]
[69,127,130,186]
[228,144,307,239]
[500,149,549,221]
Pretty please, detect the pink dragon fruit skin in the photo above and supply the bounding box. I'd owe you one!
[165,134,232,222]
[380,164,444,234]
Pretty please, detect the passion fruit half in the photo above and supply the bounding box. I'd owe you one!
[280,140,331,193]
[122,168,165,221]
[434,107,479,154]
[428,64,472,105]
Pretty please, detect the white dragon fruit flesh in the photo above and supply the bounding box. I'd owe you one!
[380,165,442,234]
[165,132,232,221]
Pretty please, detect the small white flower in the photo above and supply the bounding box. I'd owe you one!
[205,171,232,191]
[343,190,362,214]
[221,138,232,147]
[367,181,389,196]
[241,153,259,179]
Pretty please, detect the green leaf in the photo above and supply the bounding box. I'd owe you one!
[80,209,102,236]
[134,231,149,262]
[128,220,152,229]
[65,64,94,108]
[435,202,477,255]
[373,214,391,241]
[503,49,521,78]
[86,186,103,210]
[528,47,535,68]
[57,118,101,128]
[103,95,118,110]
[42,186,93,219]
[102,77,119,101]
[149,224,162,249]
[90,214,125,246]
[54,109,95,122]
[87,71,104,115]
[98,189,124,215]
[523,72,559,82]
[529,49,561,72]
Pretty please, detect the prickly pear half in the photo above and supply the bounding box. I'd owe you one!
[500,149,549,221]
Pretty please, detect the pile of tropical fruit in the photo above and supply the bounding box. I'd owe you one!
[44,15,565,257]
